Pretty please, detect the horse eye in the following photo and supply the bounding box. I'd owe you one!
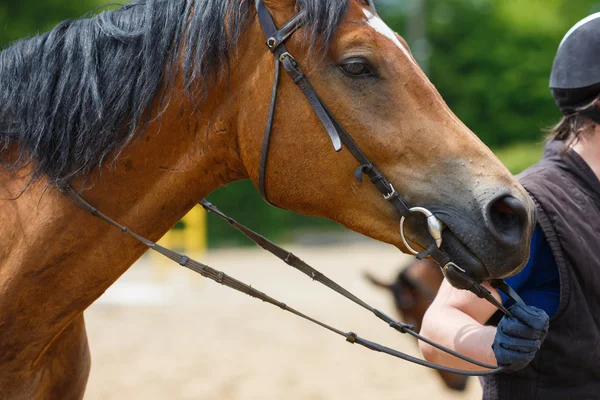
[339,59,373,77]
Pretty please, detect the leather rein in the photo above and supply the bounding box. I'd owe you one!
[61,1,525,375]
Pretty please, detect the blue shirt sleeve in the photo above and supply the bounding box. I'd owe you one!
[499,225,560,317]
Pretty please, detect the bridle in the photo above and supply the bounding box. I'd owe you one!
[61,1,525,376]
[252,1,520,315]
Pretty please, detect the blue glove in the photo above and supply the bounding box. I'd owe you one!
[492,303,550,371]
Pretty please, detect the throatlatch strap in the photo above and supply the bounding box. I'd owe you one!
[258,57,281,205]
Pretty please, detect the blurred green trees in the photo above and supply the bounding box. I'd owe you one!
[1,0,598,245]
[380,0,600,147]
[0,0,106,46]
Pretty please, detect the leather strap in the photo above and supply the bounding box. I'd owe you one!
[266,12,306,52]
[445,265,514,316]
[491,279,525,306]
[256,1,341,205]
[258,57,281,204]
[199,199,526,361]
[255,0,343,153]
[60,183,512,375]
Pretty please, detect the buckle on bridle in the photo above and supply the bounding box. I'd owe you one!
[383,184,397,200]
[399,207,445,255]
[279,52,297,66]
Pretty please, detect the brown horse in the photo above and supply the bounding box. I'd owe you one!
[366,261,469,391]
[0,0,534,398]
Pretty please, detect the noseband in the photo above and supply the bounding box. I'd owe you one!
[61,1,524,376]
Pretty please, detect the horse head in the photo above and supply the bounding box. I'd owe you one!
[236,0,535,280]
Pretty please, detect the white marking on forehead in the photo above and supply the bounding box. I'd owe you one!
[362,8,414,63]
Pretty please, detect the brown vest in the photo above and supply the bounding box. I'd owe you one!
[482,141,600,399]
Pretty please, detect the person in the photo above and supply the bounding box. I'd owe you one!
[419,13,600,399]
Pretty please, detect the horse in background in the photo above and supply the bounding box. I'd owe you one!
[0,0,533,398]
[366,260,469,392]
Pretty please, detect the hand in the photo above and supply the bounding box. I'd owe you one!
[492,303,549,371]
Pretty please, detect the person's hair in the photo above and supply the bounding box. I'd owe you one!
[549,95,600,147]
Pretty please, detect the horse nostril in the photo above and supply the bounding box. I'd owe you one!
[487,195,528,245]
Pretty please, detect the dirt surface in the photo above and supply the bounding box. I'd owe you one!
[84,241,483,400]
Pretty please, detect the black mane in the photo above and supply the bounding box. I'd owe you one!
[0,0,365,186]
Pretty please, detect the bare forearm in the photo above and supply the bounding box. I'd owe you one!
[419,304,497,371]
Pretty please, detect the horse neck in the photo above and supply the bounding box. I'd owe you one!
[0,75,249,361]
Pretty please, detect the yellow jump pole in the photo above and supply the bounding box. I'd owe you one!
[152,205,207,282]
[184,204,207,254]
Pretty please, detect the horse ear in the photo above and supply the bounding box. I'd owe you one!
[363,272,393,290]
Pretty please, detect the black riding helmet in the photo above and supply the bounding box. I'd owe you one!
[550,13,600,122]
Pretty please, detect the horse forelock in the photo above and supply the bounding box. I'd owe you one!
[0,0,362,188]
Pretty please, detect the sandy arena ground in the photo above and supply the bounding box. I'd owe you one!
[84,239,483,400]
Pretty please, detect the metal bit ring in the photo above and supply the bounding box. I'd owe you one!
[399,207,445,256]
